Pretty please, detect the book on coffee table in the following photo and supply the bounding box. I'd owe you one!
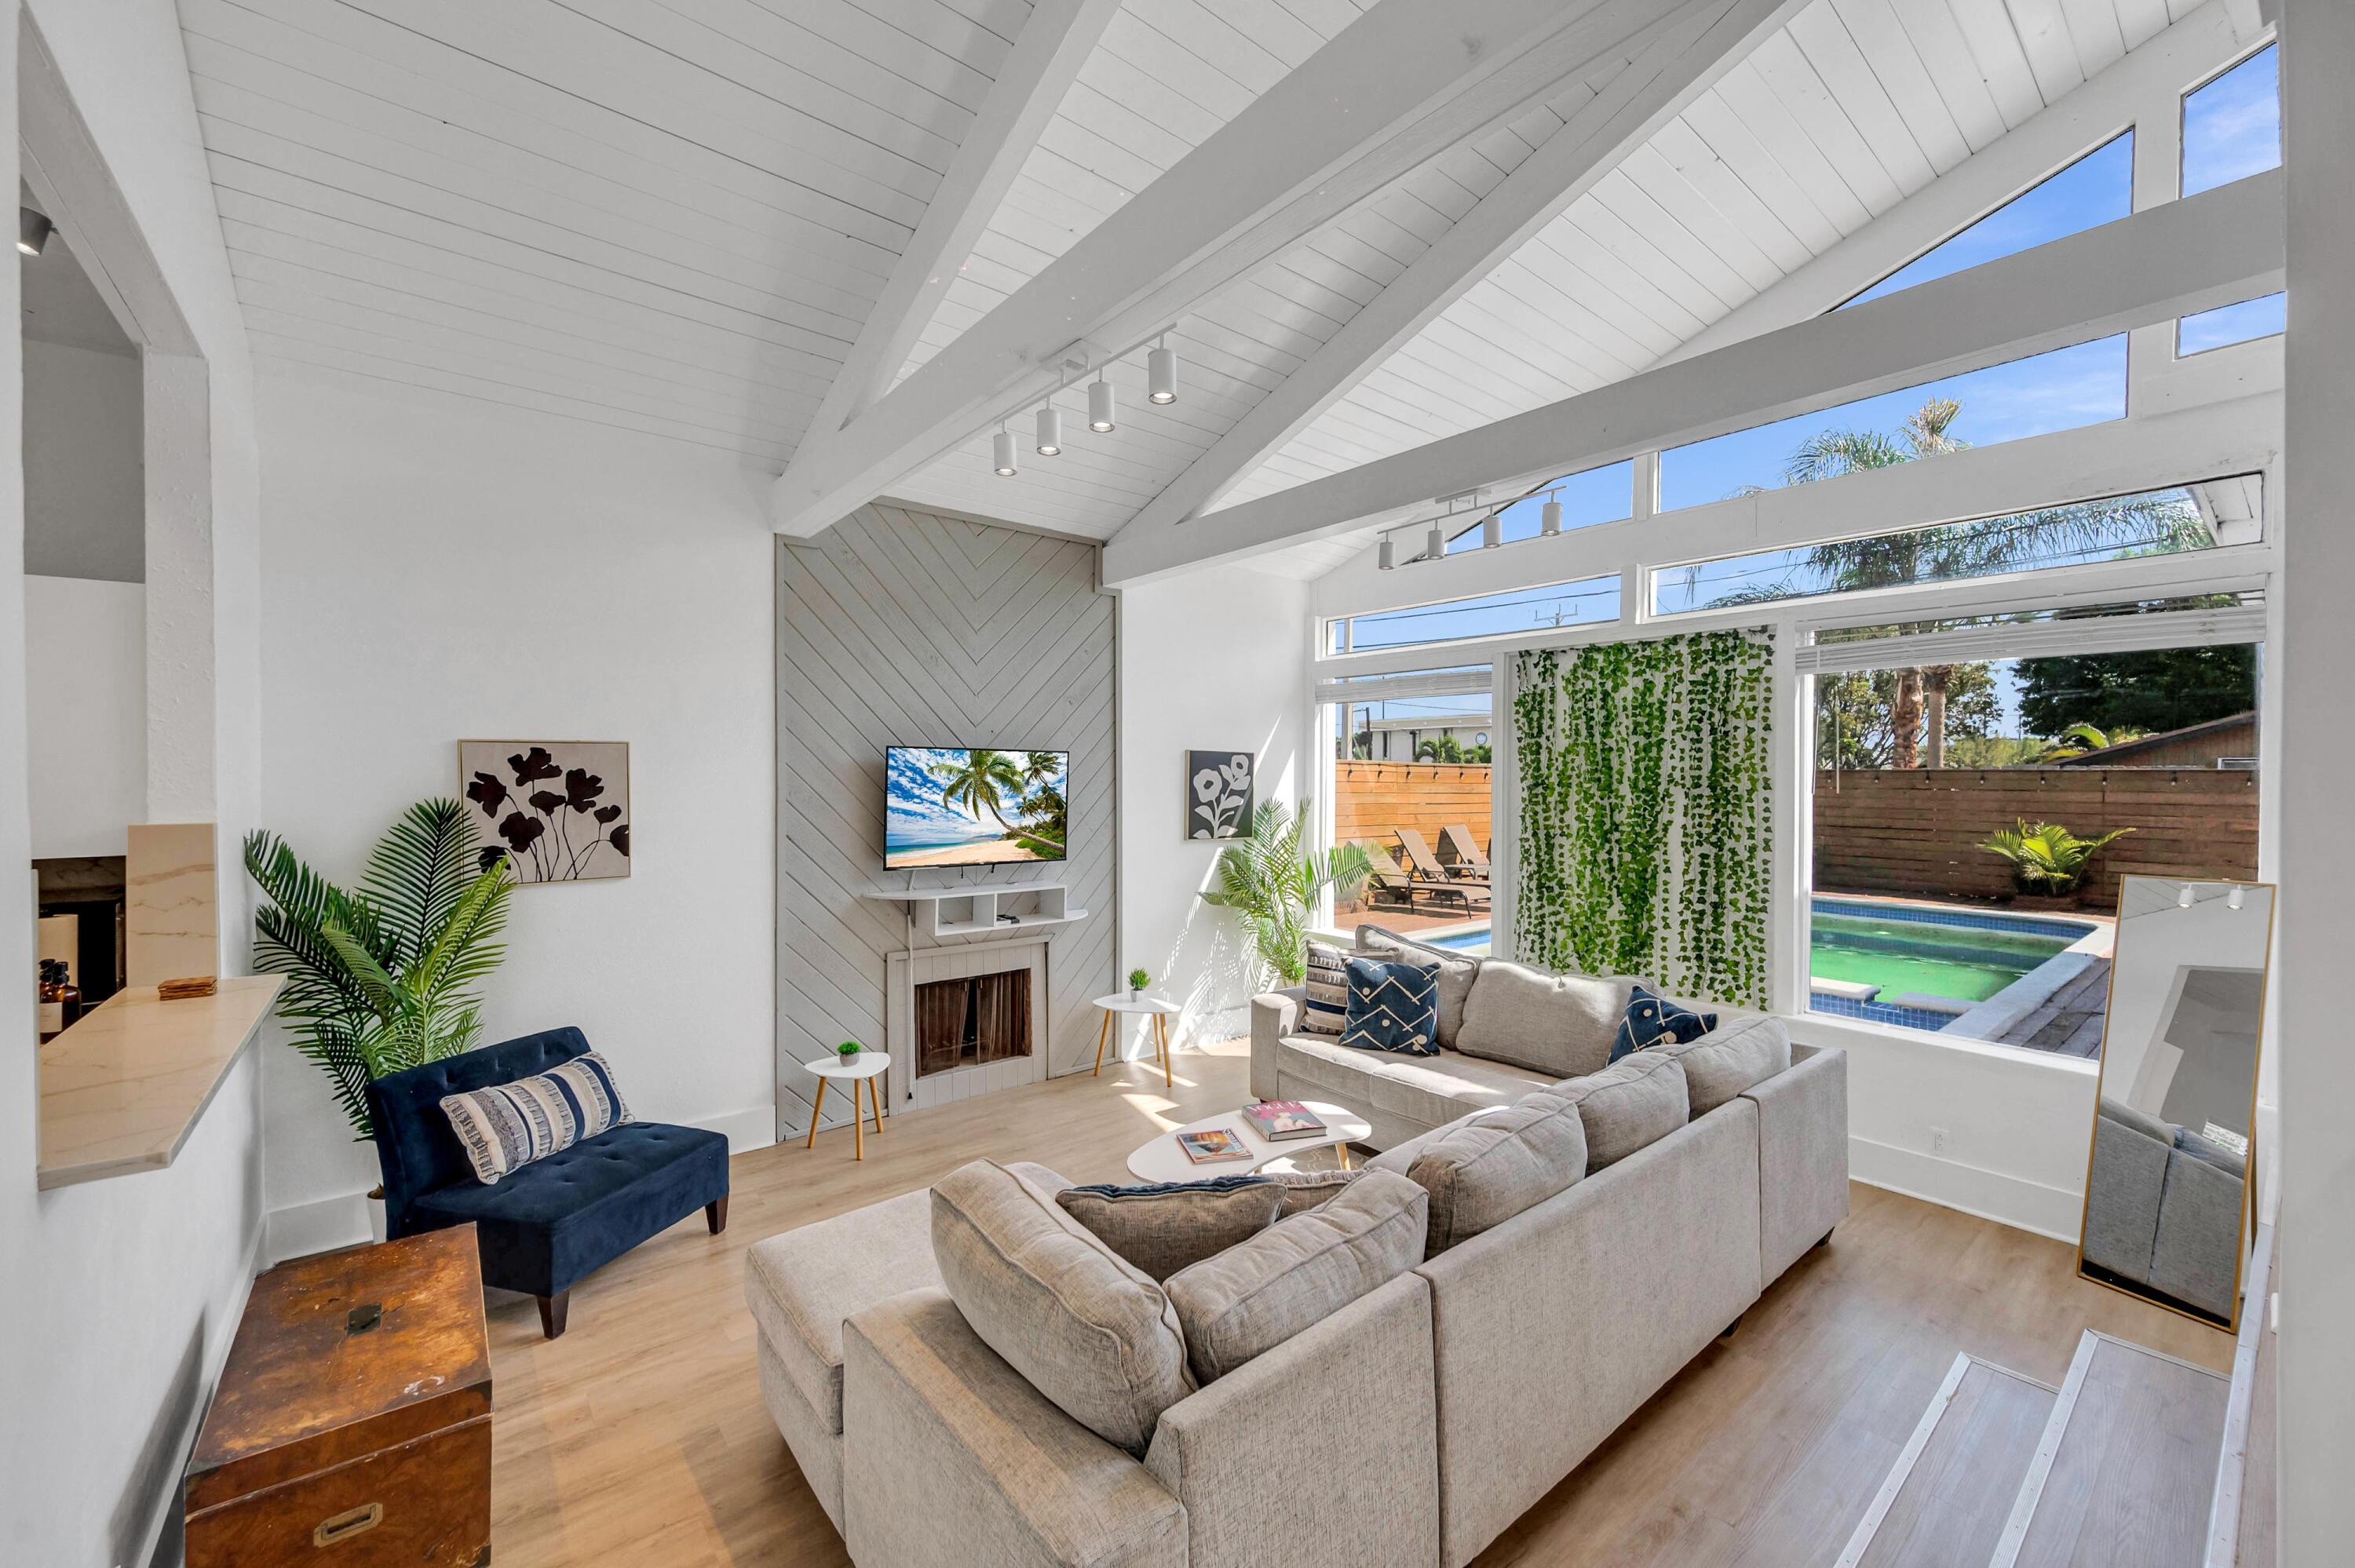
[1176,1129,1252,1165]
[1243,1100,1327,1141]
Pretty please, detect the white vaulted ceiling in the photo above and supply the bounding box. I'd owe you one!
[185,0,2231,564]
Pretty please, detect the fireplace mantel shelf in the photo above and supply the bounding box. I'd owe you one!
[863,882,1086,940]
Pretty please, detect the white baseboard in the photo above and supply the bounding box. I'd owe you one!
[265,1102,780,1264]
[1849,1134,2084,1242]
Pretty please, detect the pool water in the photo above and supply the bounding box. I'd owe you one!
[1420,928,1491,954]
[1809,906,2079,1002]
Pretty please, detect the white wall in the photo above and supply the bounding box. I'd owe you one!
[24,574,143,858]
[1117,564,1310,1051]
[1,2,270,1563]
[21,337,141,582]
[254,374,777,1259]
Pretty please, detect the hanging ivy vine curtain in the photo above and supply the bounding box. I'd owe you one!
[1511,629,1773,1008]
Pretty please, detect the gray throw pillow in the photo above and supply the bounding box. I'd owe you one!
[1456,960,1636,1079]
[1261,1167,1363,1216]
[1301,938,1349,1036]
[1646,1014,1791,1115]
[930,1159,1193,1455]
[1356,924,1480,1048]
[1393,1091,1588,1253]
[1164,1170,1428,1384]
[1055,1176,1283,1281]
[1553,1051,1689,1169]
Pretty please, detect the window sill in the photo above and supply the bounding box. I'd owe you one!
[1787,1007,2101,1075]
[36,975,283,1190]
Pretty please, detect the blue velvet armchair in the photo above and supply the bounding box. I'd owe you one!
[367,1026,731,1338]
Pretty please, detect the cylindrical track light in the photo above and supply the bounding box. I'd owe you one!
[993,425,1018,476]
[2178,884,2196,909]
[1541,496,1563,536]
[2228,884,2246,910]
[1482,512,1502,549]
[19,206,51,257]
[1089,374,1116,432]
[1378,534,1395,571]
[1035,403,1063,456]
[1148,336,1178,404]
[1426,522,1444,560]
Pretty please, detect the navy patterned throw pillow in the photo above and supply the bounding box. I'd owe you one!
[1339,956,1441,1056]
[1610,984,1716,1063]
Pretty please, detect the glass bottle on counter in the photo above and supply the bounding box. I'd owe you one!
[38,958,82,1042]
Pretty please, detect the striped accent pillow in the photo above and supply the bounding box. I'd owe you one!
[439,1053,633,1184]
[1301,939,1349,1036]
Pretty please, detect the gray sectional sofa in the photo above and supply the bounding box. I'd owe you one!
[743,928,1849,1568]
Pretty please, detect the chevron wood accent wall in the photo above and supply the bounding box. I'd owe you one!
[776,502,1116,1138]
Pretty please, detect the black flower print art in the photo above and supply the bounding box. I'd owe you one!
[459,741,631,884]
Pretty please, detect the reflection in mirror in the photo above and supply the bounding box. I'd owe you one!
[2078,877,2269,1330]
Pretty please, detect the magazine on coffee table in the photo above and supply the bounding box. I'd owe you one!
[1242,1100,1328,1141]
[1176,1129,1253,1165]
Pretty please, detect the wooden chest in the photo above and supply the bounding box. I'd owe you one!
[185,1226,493,1567]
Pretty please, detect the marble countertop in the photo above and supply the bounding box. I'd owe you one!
[37,975,284,1190]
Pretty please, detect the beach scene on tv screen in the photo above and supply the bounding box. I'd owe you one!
[886,747,1068,869]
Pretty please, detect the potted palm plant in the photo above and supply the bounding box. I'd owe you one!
[245,798,516,1240]
[1199,800,1371,985]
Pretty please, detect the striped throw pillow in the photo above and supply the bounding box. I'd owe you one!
[439,1053,633,1184]
[1301,939,1349,1036]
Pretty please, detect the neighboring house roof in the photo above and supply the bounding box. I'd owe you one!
[2054,712,2258,766]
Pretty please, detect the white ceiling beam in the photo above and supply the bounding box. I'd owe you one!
[769,0,1754,537]
[792,0,1121,468]
[1101,168,2283,585]
[1663,0,2244,366]
[1116,0,1810,540]
[1311,391,2281,617]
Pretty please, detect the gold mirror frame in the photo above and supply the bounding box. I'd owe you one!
[2073,876,2272,1333]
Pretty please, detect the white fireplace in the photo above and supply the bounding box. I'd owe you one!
[883,939,1050,1112]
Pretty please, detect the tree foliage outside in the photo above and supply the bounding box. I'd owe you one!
[245,798,516,1141]
[2017,644,2257,738]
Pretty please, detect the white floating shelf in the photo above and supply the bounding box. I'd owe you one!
[864,881,1087,940]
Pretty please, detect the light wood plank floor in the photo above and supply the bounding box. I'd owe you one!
[480,1039,2232,1567]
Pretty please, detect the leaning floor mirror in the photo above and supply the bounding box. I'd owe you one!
[2077,876,2272,1331]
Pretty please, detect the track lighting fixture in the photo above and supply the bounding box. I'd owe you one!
[1482,512,1502,549]
[2178,884,2196,909]
[19,206,50,257]
[993,423,1018,476]
[1378,534,1395,571]
[2228,884,2245,910]
[1426,522,1444,561]
[1148,335,1178,404]
[1035,401,1063,456]
[1089,372,1115,432]
[1541,494,1563,536]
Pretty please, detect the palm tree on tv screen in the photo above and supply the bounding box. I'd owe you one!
[929,749,1025,836]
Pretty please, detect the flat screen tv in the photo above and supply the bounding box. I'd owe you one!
[885,747,1068,870]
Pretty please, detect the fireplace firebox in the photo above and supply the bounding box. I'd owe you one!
[913,970,1032,1079]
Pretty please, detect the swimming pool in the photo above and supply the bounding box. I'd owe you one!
[1808,897,2094,1030]
[1419,927,1492,954]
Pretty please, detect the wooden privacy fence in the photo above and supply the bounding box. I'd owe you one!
[1812,767,2258,910]
[1334,761,1492,860]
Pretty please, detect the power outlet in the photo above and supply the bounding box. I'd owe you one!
[1929,1125,1950,1155]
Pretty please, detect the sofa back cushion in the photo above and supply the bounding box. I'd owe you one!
[1457,961,1634,1079]
[1164,1170,1428,1384]
[1054,1176,1284,1281]
[1645,1015,1791,1115]
[368,1026,593,1220]
[1356,924,1480,1048]
[1389,1091,1588,1253]
[930,1159,1194,1455]
[1554,1052,1689,1169]
[1263,1168,1362,1216]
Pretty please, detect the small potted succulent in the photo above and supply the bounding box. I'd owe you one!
[836,1040,864,1063]
[1126,968,1152,1000]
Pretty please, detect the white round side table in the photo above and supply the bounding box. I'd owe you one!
[1090,994,1181,1088]
[802,1050,890,1160]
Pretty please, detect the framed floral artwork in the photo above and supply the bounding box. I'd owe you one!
[460,740,631,884]
[1186,750,1254,841]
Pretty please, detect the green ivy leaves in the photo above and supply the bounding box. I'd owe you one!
[1513,629,1773,1008]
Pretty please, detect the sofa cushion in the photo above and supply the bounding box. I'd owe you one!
[1340,956,1441,1056]
[1608,985,1715,1064]
[929,1159,1194,1456]
[1302,939,1349,1036]
[1262,1168,1362,1216]
[1386,1091,1588,1253]
[1055,1176,1284,1281]
[1356,924,1480,1048]
[1646,1015,1791,1115]
[1553,1052,1689,1169]
[1277,1035,1548,1131]
[744,1186,943,1435]
[1456,961,1635,1079]
[1164,1171,1428,1384]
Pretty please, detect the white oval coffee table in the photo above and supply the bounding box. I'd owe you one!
[1126,1100,1373,1184]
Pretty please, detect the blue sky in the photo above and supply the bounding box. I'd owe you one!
[2183,46,2280,196]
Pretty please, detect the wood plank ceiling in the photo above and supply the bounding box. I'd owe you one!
[188,0,2215,572]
